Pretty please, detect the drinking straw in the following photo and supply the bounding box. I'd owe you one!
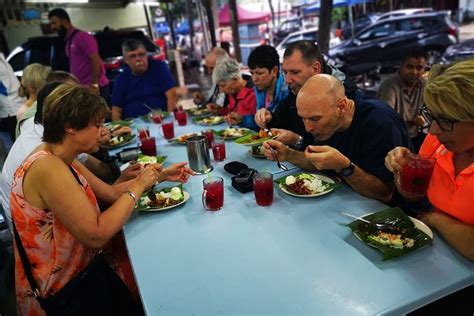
[143,103,154,111]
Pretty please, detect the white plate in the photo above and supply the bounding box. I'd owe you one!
[102,134,136,149]
[136,191,190,212]
[216,128,251,140]
[278,174,336,197]
[353,213,434,246]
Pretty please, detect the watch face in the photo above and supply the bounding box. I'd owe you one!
[342,163,355,177]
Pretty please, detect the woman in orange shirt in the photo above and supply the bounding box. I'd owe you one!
[385,58,474,261]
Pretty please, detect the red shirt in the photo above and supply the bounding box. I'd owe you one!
[227,85,256,117]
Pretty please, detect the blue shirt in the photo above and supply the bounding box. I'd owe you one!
[111,58,175,118]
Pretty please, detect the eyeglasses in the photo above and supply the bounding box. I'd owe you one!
[420,106,458,132]
[126,52,147,60]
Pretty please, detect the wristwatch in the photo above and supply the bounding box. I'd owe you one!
[293,135,304,149]
[341,162,356,177]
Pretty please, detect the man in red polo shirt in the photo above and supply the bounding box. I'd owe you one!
[48,8,109,101]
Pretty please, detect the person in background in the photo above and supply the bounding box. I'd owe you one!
[212,57,257,130]
[377,48,428,152]
[193,47,229,109]
[48,8,109,99]
[385,59,474,261]
[111,39,178,120]
[264,74,411,203]
[254,40,357,151]
[0,52,25,142]
[11,84,194,315]
[15,63,51,137]
[248,45,288,113]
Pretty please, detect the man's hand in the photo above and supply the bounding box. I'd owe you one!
[262,139,290,162]
[304,145,350,172]
[254,108,272,128]
[271,128,301,146]
[193,92,205,104]
[118,163,143,182]
[226,112,242,126]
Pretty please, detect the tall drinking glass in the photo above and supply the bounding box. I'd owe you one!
[161,117,175,140]
[400,153,435,195]
[211,139,226,162]
[202,177,224,211]
[253,172,273,206]
[201,129,214,148]
[140,137,157,156]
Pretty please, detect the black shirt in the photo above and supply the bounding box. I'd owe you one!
[267,64,358,150]
[318,97,412,183]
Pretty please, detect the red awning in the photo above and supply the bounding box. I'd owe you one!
[218,4,271,27]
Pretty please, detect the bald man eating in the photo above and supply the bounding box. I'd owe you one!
[263,74,412,202]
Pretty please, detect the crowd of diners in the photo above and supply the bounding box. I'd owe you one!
[0,6,472,315]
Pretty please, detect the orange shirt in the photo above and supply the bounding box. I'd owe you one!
[420,134,474,224]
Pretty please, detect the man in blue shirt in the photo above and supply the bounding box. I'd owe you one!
[111,39,177,120]
[263,74,412,203]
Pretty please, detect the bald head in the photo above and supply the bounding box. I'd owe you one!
[205,47,229,73]
[298,74,345,106]
[297,74,350,141]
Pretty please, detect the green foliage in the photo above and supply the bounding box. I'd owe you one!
[332,7,347,23]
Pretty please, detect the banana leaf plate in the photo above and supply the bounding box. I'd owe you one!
[274,172,341,197]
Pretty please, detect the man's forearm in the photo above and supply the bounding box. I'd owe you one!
[91,58,101,85]
[344,166,393,202]
[287,149,317,170]
[166,87,178,112]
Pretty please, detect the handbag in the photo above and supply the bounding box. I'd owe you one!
[12,166,141,315]
[13,223,140,316]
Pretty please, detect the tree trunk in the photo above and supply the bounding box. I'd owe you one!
[268,0,275,29]
[317,0,333,54]
[202,0,217,47]
[228,0,242,62]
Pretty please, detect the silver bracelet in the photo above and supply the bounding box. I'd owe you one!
[124,190,137,204]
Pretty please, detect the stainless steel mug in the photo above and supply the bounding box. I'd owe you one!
[186,135,213,174]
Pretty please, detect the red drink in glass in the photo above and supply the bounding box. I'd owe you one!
[150,110,163,123]
[401,154,435,195]
[201,129,214,147]
[140,137,157,156]
[218,107,229,116]
[202,177,224,211]
[138,128,150,141]
[253,172,273,206]
[175,111,187,126]
[161,121,174,139]
[211,140,226,161]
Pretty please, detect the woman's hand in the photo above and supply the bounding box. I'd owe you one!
[384,147,412,173]
[254,108,272,128]
[226,112,242,126]
[159,162,195,183]
[134,164,161,191]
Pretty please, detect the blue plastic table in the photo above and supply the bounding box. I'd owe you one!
[119,118,473,315]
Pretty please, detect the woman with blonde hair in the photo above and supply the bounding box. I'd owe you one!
[16,63,51,136]
[385,58,474,261]
[11,83,194,315]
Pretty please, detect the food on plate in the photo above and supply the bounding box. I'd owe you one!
[251,145,265,156]
[284,173,329,195]
[141,187,184,209]
[176,133,197,143]
[105,134,133,147]
[137,155,160,165]
[196,116,224,125]
[220,127,248,138]
[188,108,209,116]
[367,231,415,249]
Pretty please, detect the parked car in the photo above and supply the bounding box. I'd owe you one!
[7,30,164,90]
[341,8,434,39]
[276,27,341,62]
[341,14,380,40]
[329,12,459,71]
[273,17,303,44]
[441,38,474,64]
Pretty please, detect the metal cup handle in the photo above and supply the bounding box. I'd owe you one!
[202,189,209,210]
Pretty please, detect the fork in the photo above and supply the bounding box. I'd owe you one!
[264,128,289,171]
[340,212,399,232]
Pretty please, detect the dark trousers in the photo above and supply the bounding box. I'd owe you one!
[0,116,17,142]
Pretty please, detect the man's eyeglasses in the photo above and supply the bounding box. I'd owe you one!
[420,106,458,132]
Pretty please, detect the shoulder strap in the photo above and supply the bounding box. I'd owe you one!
[12,222,43,299]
